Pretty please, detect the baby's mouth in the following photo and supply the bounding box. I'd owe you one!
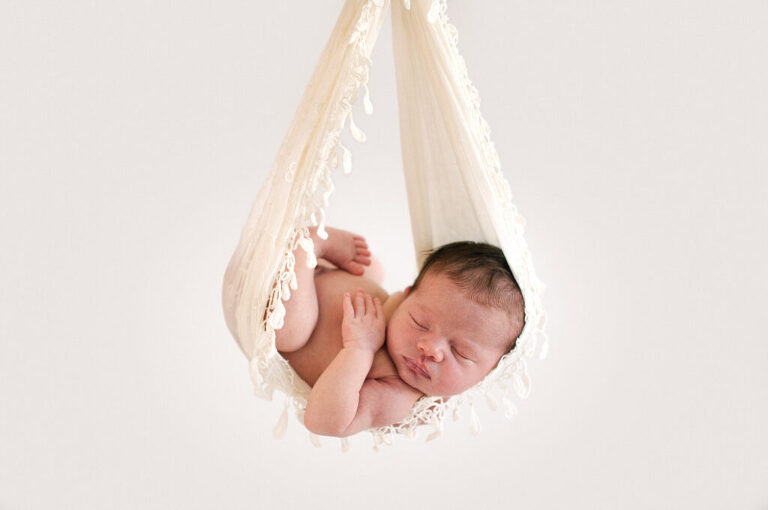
[404,357,431,380]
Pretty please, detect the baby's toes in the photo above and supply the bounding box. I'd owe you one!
[355,246,371,263]
[344,261,365,275]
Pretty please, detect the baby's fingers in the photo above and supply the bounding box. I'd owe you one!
[354,289,366,317]
[364,293,374,317]
[342,292,354,319]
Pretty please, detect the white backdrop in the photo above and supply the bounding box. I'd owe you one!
[1,1,766,509]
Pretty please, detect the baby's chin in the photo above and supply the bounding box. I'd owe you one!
[395,365,471,398]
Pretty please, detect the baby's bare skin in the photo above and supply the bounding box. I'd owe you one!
[276,226,514,437]
[276,227,421,436]
[281,268,397,386]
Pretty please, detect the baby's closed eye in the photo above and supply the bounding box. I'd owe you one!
[409,313,428,330]
[451,345,474,362]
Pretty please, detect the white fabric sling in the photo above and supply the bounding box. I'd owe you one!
[222,0,547,449]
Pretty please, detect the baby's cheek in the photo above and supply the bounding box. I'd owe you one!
[385,327,398,349]
[385,326,407,356]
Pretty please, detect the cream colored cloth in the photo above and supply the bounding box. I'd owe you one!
[222,0,547,448]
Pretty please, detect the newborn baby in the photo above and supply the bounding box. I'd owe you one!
[277,227,524,437]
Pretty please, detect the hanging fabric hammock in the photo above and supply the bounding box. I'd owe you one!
[222,0,547,449]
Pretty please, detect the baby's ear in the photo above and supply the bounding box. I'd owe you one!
[404,285,412,297]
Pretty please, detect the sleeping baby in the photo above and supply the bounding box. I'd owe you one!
[276,226,524,437]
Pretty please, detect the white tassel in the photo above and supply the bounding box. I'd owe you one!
[427,1,440,24]
[268,300,286,330]
[331,148,339,168]
[403,0,411,9]
[298,235,313,253]
[485,393,499,411]
[349,114,367,143]
[316,209,327,240]
[309,433,322,448]
[306,250,317,269]
[289,272,298,291]
[407,426,417,439]
[281,280,291,301]
[502,395,518,420]
[341,144,352,174]
[250,367,270,400]
[452,406,461,421]
[340,437,351,453]
[512,363,531,399]
[321,182,334,207]
[272,400,289,439]
[298,236,317,268]
[470,403,481,436]
[426,417,443,442]
[363,84,374,115]
[262,383,275,402]
[372,434,383,452]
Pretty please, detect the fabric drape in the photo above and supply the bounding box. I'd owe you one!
[222,0,546,446]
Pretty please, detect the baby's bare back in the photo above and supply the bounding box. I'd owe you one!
[281,267,401,387]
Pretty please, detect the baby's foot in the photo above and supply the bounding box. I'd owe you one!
[314,226,371,276]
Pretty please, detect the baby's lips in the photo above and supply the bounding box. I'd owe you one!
[405,357,431,380]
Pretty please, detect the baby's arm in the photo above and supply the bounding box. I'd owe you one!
[304,290,414,437]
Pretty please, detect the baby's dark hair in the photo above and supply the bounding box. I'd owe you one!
[412,241,524,351]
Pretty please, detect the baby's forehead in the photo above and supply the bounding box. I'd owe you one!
[415,297,503,325]
[416,272,495,309]
[411,288,511,341]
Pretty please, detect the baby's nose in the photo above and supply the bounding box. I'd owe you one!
[418,339,445,362]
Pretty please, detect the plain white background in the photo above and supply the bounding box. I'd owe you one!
[1,1,766,509]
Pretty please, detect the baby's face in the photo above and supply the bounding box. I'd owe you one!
[386,272,514,397]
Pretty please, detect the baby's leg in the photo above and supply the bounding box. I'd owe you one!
[274,227,371,353]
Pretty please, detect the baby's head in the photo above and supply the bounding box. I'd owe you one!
[386,242,524,397]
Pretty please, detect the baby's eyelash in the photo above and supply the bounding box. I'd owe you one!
[409,314,427,329]
[452,345,471,361]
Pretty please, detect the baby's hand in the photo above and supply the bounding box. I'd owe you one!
[341,289,385,353]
